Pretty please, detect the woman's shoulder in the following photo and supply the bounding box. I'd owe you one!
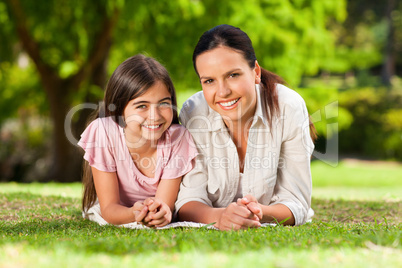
[179,91,211,126]
[276,84,306,110]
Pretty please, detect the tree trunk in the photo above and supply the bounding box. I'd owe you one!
[381,0,395,87]
[42,78,80,182]
[8,0,120,182]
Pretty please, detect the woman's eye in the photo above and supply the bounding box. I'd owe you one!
[203,79,213,84]
[136,105,147,109]
[229,73,239,78]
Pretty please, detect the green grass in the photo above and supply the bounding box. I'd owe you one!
[311,160,402,201]
[1,160,401,267]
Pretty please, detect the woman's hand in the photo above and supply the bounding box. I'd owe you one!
[237,195,263,221]
[216,202,261,231]
[142,198,172,227]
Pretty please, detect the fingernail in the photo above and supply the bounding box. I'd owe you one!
[243,197,248,202]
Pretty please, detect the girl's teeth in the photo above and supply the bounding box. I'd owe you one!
[144,124,160,129]
[220,98,239,107]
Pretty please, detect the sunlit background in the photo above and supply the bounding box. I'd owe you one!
[0,0,401,183]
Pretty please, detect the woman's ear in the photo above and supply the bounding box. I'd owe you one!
[254,60,261,84]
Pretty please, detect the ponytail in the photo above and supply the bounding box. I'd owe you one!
[259,67,317,143]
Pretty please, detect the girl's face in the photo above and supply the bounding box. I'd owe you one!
[123,81,173,144]
[195,46,261,127]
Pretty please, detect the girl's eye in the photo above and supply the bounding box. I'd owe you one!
[229,73,239,78]
[136,105,147,109]
[159,102,171,107]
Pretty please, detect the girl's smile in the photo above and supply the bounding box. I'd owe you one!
[123,81,173,147]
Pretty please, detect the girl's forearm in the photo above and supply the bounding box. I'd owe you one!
[260,203,295,225]
[101,203,136,225]
[178,201,224,224]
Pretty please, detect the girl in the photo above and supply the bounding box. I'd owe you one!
[79,55,198,227]
[176,25,316,230]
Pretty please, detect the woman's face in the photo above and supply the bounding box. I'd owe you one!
[195,46,261,127]
[123,81,173,145]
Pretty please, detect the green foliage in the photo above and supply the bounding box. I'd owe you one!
[0,62,46,125]
[105,0,348,89]
[296,87,353,138]
[0,116,51,182]
[338,87,402,160]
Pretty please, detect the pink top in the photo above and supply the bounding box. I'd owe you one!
[78,117,198,207]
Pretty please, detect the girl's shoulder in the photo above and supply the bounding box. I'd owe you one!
[85,117,120,133]
[164,124,191,143]
[79,117,122,147]
[161,124,196,151]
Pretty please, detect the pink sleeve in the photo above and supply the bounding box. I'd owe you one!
[77,118,117,173]
[161,126,198,180]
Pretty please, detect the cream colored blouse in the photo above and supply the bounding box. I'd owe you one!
[175,84,314,225]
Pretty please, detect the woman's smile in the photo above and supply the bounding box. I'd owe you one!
[196,46,260,125]
[217,97,241,109]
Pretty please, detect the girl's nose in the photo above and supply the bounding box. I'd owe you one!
[149,104,162,121]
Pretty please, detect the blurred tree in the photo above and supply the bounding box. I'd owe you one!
[1,0,347,181]
[324,0,402,85]
[3,0,120,181]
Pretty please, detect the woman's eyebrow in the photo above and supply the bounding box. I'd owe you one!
[200,68,241,80]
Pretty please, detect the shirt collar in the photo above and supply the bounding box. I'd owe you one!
[254,84,268,127]
[209,84,268,132]
[209,108,226,132]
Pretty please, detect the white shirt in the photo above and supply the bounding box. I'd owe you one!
[175,84,314,225]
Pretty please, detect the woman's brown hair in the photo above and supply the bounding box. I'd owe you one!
[192,24,317,140]
[82,54,179,211]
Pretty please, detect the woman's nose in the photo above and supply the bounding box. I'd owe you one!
[217,81,231,97]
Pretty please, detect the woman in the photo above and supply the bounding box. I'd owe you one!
[175,25,315,230]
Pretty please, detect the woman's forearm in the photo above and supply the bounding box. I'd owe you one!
[178,201,224,224]
[260,203,295,225]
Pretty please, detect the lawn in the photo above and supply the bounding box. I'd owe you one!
[0,160,401,267]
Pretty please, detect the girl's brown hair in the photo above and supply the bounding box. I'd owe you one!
[192,24,317,140]
[82,54,179,211]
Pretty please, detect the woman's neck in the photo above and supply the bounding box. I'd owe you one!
[225,119,253,173]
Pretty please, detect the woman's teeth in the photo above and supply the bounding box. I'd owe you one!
[220,98,240,107]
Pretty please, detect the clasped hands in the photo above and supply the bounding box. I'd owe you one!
[217,194,263,231]
[132,197,171,228]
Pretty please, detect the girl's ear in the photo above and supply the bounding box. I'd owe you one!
[254,60,261,84]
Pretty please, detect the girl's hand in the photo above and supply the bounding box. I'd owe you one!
[142,198,172,227]
[237,195,263,221]
[132,201,149,223]
[216,202,261,231]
